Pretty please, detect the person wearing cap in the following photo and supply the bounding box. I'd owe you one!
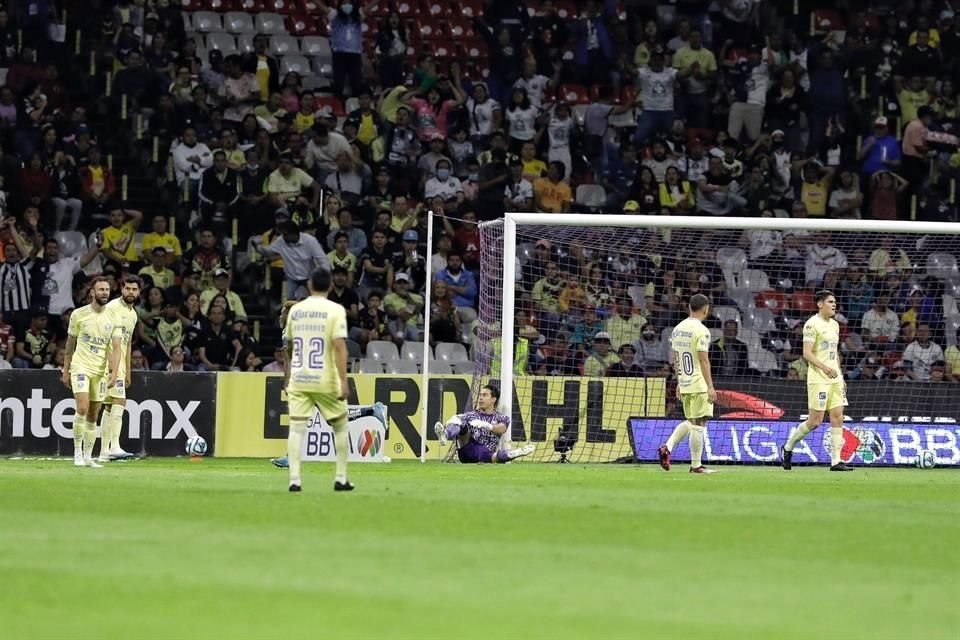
[392,229,426,291]
[583,331,619,378]
[725,43,771,143]
[416,133,452,181]
[634,46,679,146]
[859,116,901,177]
[384,272,425,341]
[266,151,320,211]
[261,221,330,300]
[199,268,247,319]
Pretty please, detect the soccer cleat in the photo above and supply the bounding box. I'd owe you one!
[434,421,447,445]
[781,445,793,471]
[689,466,716,474]
[507,444,535,460]
[97,455,110,464]
[372,402,388,429]
[271,456,289,468]
[334,480,355,492]
[84,457,103,469]
[109,447,134,460]
[289,484,302,492]
[657,445,671,471]
[830,462,855,472]
[73,451,85,467]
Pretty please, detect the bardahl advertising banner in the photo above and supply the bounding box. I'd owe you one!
[0,370,216,456]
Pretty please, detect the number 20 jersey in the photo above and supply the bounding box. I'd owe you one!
[283,296,348,395]
[671,317,711,395]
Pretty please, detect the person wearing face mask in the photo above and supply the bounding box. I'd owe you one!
[461,157,481,202]
[322,0,363,99]
[424,159,464,203]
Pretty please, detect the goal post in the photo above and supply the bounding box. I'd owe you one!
[476,212,960,466]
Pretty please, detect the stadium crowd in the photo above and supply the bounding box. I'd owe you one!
[0,0,959,382]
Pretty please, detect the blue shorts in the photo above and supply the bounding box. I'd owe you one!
[457,440,494,464]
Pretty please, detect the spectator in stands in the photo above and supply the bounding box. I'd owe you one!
[327,265,359,325]
[635,47,678,146]
[33,236,100,333]
[697,155,745,216]
[805,233,847,287]
[503,159,534,212]
[384,272,423,342]
[868,170,909,220]
[673,28,716,129]
[199,269,247,319]
[726,44,770,143]
[263,345,286,373]
[605,300,646,351]
[428,279,460,345]
[713,320,749,376]
[859,117,901,178]
[659,166,695,213]
[327,208,367,256]
[352,289,388,350]
[79,146,116,222]
[435,252,477,324]
[861,294,900,347]
[172,127,213,209]
[583,331,618,377]
[534,161,572,213]
[196,304,238,372]
[13,308,53,368]
[100,207,144,270]
[261,222,329,300]
[424,159,463,203]
[140,215,182,266]
[841,266,874,324]
[267,152,320,213]
[903,324,944,382]
[392,229,425,292]
[828,170,863,218]
[326,232,358,285]
[183,228,230,290]
[605,343,643,377]
[358,228,394,299]
[806,50,846,156]
[323,0,364,99]
[901,105,934,193]
[765,70,805,154]
[324,151,365,207]
[139,247,176,290]
[0,223,33,333]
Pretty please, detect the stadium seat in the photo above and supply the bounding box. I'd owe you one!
[712,305,741,326]
[572,104,588,127]
[192,11,223,32]
[926,253,958,280]
[54,231,87,258]
[236,33,257,52]
[428,361,453,374]
[386,360,420,374]
[743,308,777,333]
[301,35,332,59]
[346,339,362,359]
[182,13,193,30]
[430,39,456,60]
[790,289,817,314]
[754,289,787,314]
[451,361,476,374]
[461,38,487,59]
[812,8,845,33]
[558,83,590,104]
[238,0,266,11]
[715,247,747,288]
[366,340,400,362]
[518,242,536,266]
[435,342,468,363]
[400,341,429,363]
[355,358,384,374]
[425,0,453,16]
[314,94,345,117]
[395,0,419,16]
[270,34,299,55]
[280,54,312,75]
[416,17,446,40]
[269,0,297,13]
[945,315,960,347]
[446,16,475,39]
[738,268,770,292]
[459,0,483,18]
[206,32,239,54]
[576,184,606,210]
[747,347,779,373]
[223,11,256,33]
[256,12,287,33]
[737,328,762,350]
[286,14,321,35]
[210,0,237,11]
[944,294,959,318]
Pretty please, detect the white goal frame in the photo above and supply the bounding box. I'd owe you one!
[494,213,960,451]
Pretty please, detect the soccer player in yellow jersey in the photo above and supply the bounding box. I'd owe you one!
[62,277,113,468]
[283,268,352,492]
[658,294,717,474]
[102,276,142,462]
[781,290,854,471]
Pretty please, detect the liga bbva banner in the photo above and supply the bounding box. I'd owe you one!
[0,370,216,456]
[301,406,388,463]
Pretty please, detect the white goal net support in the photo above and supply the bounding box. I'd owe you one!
[459,214,960,467]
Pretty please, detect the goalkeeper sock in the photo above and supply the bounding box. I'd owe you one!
[287,418,306,486]
[332,416,349,484]
[830,426,844,466]
[73,416,85,457]
[108,404,125,452]
[784,421,813,452]
[665,421,692,452]
[443,421,462,441]
[689,425,705,468]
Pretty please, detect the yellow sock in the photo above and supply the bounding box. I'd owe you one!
[332,416,349,484]
[288,418,306,486]
[73,416,86,455]
[830,427,844,466]
[665,421,692,452]
[785,420,813,452]
[82,418,98,459]
[689,425,705,468]
[110,405,125,453]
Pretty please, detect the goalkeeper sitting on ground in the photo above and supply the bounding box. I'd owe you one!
[435,384,535,463]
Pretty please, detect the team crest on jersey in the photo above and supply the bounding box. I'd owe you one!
[77,374,86,381]
[818,391,827,401]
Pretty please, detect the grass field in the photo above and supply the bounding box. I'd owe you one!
[0,459,957,640]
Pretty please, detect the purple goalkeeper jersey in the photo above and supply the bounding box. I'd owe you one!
[461,409,510,452]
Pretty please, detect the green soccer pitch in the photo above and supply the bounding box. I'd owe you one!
[0,459,957,640]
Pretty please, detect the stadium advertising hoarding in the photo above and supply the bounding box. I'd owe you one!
[0,370,216,456]
[631,378,960,467]
[301,406,388,463]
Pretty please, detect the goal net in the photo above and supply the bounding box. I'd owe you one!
[461,214,960,467]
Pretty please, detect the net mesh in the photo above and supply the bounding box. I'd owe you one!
[462,217,960,466]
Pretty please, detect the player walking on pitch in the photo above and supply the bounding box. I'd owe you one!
[283,269,354,492]
[62,277,113,468]
[103,276,142,462]
[781,290,854,471]
[434,384,535,463]
[658,294,716,473]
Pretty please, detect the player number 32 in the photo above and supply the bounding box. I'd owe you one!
[290,337,325,369]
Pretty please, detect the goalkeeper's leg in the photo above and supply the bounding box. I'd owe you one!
[434,413,469,446]
[781,408,825,471]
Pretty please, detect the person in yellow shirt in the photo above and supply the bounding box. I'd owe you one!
[293,92,317,133]
[583,331,619,377]
[138,247,177,290]
[101,208,144,266]
[533,162,572,213]
[199,268,248,319]
[327,231,358,285]
[898,75,932,123]
[140,215,182,266]
[520,141,547,182]
[799,162,835,217]
[945,344,960,381]
[558,271,586,313]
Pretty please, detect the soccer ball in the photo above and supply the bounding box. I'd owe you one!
[185,436,208,457]
[916,450,936,469]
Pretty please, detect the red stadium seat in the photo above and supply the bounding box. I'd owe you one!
[181,0,200,11]
[789,290,817,313]
[416,17,446,40]
[269,0,298,14]
[430,39,456,60]
[754,290,787,314]
[396,0,421,17]
[286,13,321,35]
[446,16,475,40]
[209,0,237,12]
[459,0,483,18]
[366,1,392,17]
[314,94,346,117]
[813,9,845,34]
[558,84,590,105]
[461,38,487,59]
[621,85,637,105]
[237,0,265,12]
[425,0,453,17]
[555,0,577,19]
